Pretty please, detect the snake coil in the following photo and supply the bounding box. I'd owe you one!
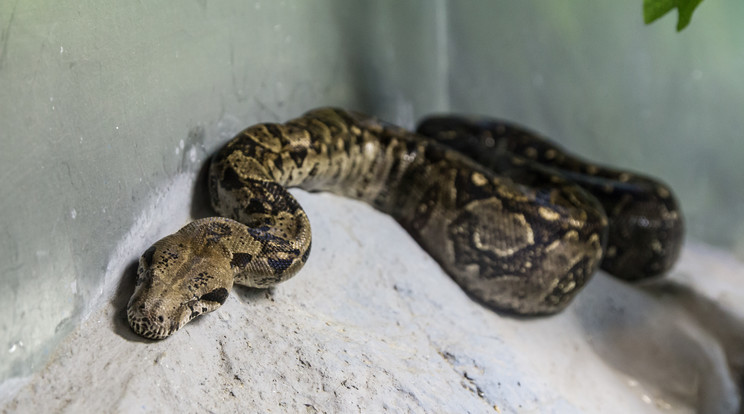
[127,108,683,339]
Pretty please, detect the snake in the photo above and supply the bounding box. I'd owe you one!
[416,116,684,280]
[127,108,683,339]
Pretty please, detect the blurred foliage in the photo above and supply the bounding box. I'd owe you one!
[644,0,704,31]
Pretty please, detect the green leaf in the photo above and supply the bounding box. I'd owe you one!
[676,0,704,30]
[644,0,675,24]
[643,0,705,31]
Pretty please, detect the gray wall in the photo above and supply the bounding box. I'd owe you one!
[444,2,744,255]
[1,0,742,386]
[0,0,449,384]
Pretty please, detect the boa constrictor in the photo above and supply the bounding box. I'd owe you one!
[127,108,683,339]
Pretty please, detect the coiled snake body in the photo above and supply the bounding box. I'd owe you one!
[127,108,683,339]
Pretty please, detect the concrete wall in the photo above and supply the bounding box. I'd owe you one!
[444,2,744,255]
[1,0,742,388]
[0,0,450,384]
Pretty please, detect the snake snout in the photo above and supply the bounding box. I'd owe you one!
[126,281,192,340]
[126,300,185,340]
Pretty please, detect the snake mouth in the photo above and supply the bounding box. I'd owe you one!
[126,306,182,340]
[125,288,230,340]
[126,295,195,340]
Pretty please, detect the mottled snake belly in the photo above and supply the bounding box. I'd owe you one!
[127,108,683,339]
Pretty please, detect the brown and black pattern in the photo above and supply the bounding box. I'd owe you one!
[127,107,679,340]
[416,116,684,281]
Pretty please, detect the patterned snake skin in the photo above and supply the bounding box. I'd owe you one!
[416,116,684,281]
[127,108,683,339]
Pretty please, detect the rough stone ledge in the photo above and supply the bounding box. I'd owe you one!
[1,191,741,413]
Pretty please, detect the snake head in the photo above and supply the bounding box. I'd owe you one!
[127,223,235,340]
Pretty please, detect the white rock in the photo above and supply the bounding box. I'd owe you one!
[1,191,741,413]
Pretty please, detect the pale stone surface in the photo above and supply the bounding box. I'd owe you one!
[1,185,741,413]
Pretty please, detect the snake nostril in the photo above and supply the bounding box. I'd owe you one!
[158,315,164,322]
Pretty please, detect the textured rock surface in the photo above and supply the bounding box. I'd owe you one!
[1,186,742,413]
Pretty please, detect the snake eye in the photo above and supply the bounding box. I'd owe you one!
[199,288,229,305]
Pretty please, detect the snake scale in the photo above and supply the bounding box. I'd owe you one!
[127,108,683,339]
